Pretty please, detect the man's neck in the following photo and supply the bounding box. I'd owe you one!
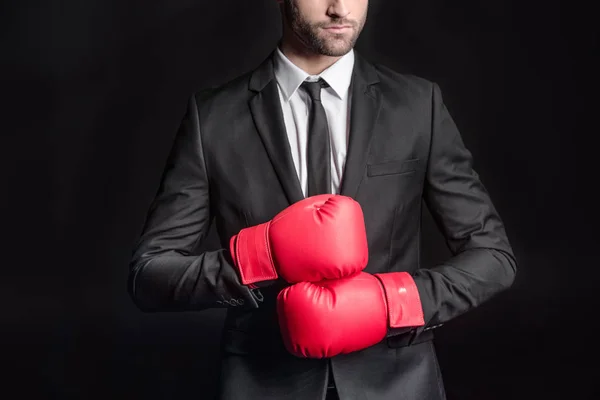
[279,38,342,76]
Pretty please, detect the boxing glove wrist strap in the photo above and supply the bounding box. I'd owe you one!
[229,222,278,287]
[374,272,425,328]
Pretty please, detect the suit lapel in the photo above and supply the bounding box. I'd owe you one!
[340,53,382,198]
[248,54,304,205]
[246,51,380,204]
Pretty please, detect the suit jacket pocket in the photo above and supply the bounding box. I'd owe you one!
[367,158,420,177]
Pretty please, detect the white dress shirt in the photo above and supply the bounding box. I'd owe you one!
[273,46,355,196]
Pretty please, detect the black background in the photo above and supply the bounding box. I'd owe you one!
[2,0,598,398]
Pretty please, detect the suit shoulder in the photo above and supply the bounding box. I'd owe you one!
[191,70,253,107]
[372,63,436,98]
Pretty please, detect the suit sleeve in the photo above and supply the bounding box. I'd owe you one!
[411,82,518,330]
[127,93,264,312]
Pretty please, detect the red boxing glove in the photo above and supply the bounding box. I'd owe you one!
[229,194,368,287]
[277,271,425,358]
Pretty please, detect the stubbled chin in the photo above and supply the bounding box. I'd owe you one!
[320,33,351,44]
[321,46,352,57]
[323,39,352,51]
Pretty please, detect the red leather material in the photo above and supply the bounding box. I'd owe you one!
[230,222,276,286]
[230,194,369,286]
[374,272,425,328]
[277,272,388,358]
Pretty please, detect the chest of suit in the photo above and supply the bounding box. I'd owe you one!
[199,80,433,276]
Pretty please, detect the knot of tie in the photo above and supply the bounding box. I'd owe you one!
[301,78,329,102]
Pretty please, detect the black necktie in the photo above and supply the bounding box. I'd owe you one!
[301,78,331,196]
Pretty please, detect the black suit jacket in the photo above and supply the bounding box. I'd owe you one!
[128,51,517,400]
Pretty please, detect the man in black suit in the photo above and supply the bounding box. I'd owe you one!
[128,0,518,399]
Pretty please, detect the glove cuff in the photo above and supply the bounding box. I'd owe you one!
[230,222,278,287]
[374,272,425,328]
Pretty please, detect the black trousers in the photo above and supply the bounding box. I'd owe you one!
[326,388,340,400]
[326,363,339,400]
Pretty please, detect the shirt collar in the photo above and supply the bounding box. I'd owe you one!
[273,46,355,102]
